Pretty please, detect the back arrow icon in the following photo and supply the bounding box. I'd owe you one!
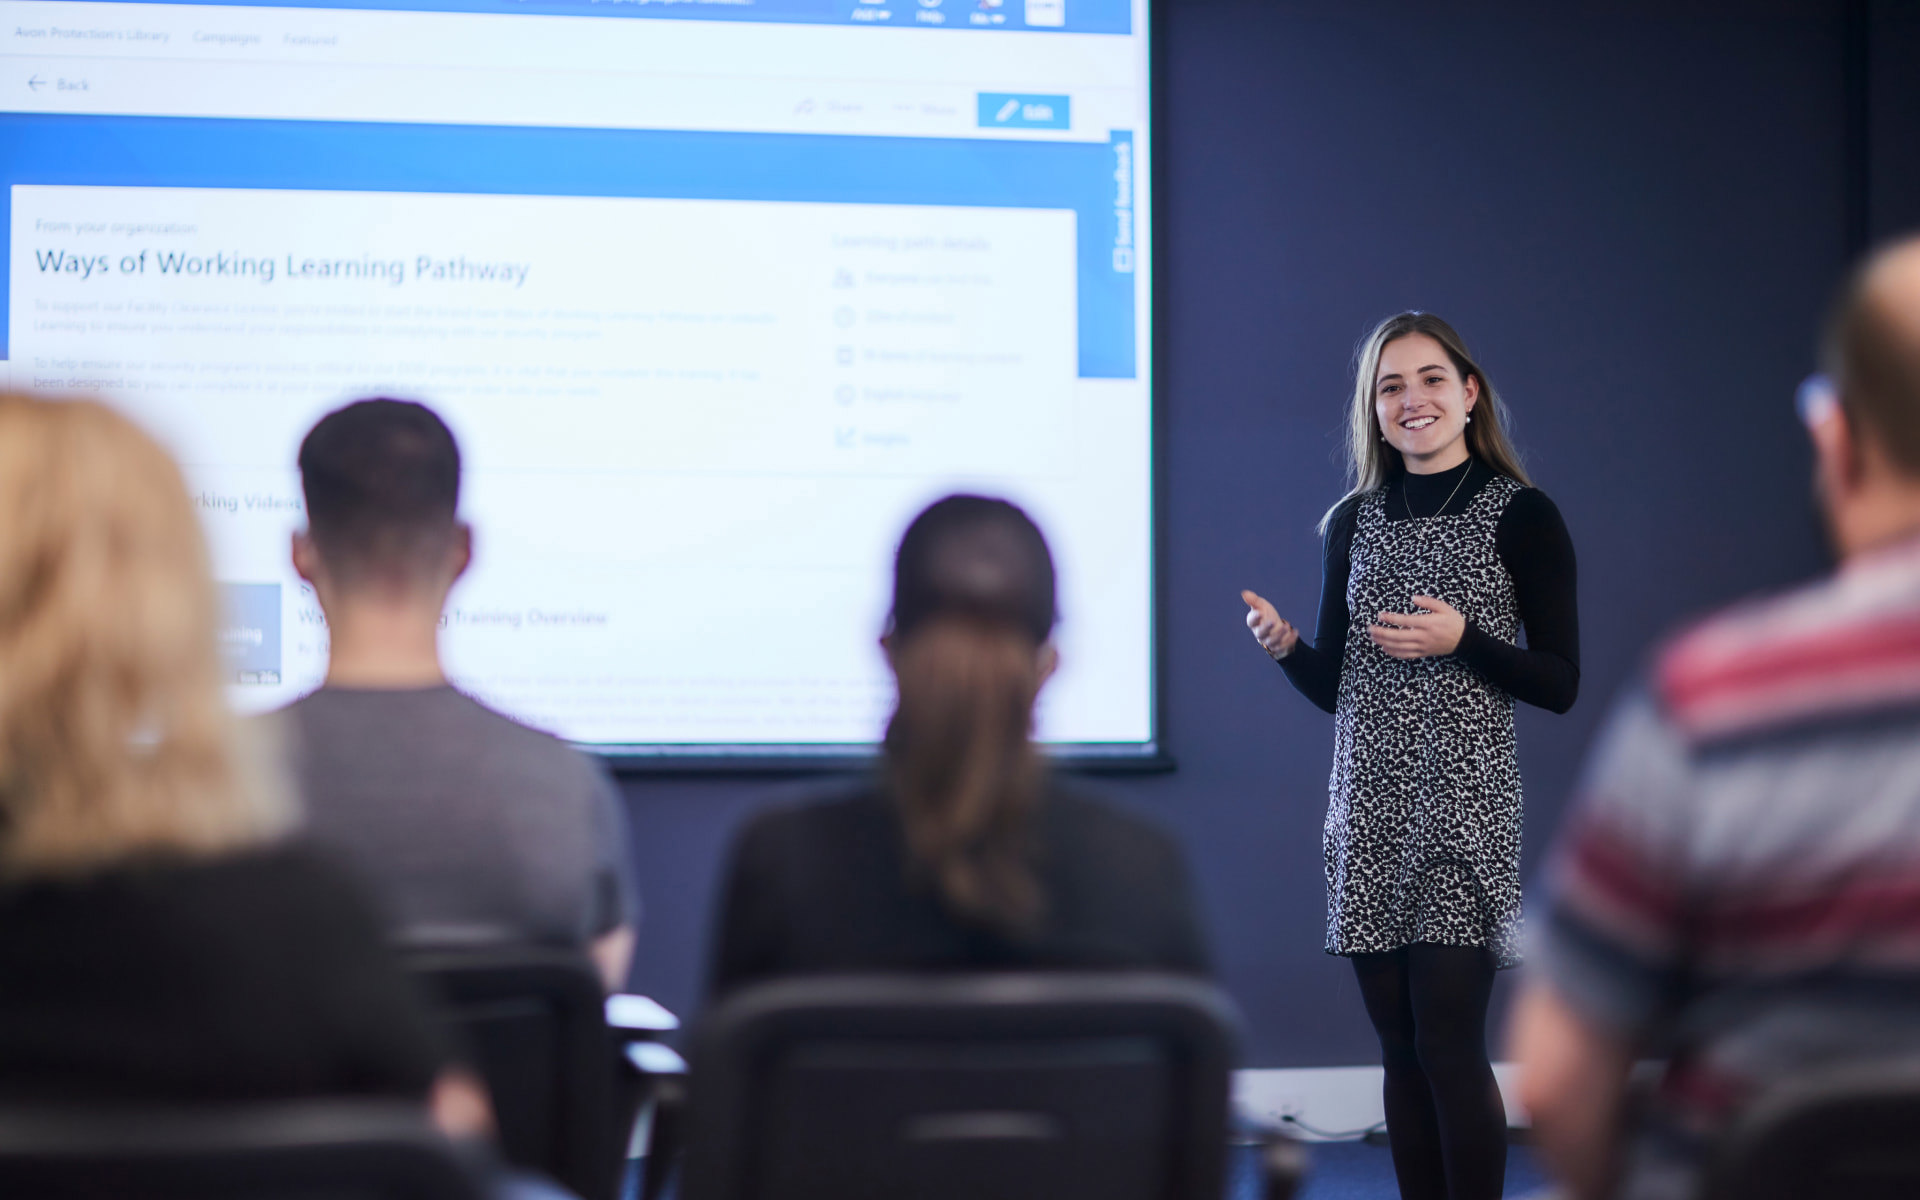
[27,76,45,90]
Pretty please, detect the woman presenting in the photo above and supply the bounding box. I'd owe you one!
[1243,312,1578,1200]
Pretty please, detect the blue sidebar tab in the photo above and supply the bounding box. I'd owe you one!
[977,93,1071,131]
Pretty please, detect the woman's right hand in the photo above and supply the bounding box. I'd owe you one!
[1241,590,1300,660]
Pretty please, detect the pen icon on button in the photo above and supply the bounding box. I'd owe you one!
[976,92,1071,130]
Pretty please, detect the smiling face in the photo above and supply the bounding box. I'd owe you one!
[1374,332,1480,473]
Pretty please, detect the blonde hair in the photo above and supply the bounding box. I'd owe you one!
[1319,312,1532,535]
[0,395,292,877]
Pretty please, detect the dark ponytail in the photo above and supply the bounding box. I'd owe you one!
[884,496,1056,934]
[885,618,1045,931]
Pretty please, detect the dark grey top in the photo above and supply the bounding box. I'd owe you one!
[709,785,1211,999]
[0,845,448,1104]
[282,685,638,952]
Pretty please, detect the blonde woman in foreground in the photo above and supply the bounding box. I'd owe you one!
[0,395,491,1139]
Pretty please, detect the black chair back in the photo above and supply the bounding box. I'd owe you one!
[682,973,1239,1200]
[405,945,622,1200]
[0,1100,482,1200]
[1704,1059,1920,1200]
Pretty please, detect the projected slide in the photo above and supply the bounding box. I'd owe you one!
[1,0,1155,755]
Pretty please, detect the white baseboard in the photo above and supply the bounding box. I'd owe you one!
[1234,1064,1529,1142]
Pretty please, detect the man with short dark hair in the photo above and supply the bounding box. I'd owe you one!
[1513,235,1920,1199]
[282,398,637,990]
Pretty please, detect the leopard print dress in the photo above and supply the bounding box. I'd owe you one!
[1325,473,1525,968]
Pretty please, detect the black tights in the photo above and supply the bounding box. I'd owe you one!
[1352,944,1506,1200]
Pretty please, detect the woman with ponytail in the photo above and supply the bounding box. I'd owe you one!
[708,495,1208,995]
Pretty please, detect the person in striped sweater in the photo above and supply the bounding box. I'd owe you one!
[1512,233,1920,1200]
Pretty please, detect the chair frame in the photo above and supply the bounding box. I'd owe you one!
[404,944,642,1200]
[0,1099,483,1200]
[1702,1057,1920,1200]
[680,972,1241,1200]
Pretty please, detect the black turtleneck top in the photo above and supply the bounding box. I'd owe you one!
[1278,457,1579,714]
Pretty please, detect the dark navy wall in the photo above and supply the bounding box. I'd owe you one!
[617,1,1915,1068]
[1871,1,1920,240]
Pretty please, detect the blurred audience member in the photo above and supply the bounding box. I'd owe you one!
[709,495,1208,996]
[280,399,637,990]
[0,394,486,1135]
[1513,235,1920,1199]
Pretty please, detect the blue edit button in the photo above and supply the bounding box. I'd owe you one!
[978,92,1071,130]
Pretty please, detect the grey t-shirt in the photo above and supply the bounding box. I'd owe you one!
[281,686,638,951]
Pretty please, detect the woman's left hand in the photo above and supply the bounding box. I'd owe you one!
[1370,595,1467,660]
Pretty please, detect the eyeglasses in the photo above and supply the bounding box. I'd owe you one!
[1796,373,1838,428]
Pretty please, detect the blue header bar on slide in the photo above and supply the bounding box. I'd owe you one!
[102,0,1132,33]
[0,115,1138,377]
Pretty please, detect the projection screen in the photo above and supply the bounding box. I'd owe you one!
[3,0,1156,761]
